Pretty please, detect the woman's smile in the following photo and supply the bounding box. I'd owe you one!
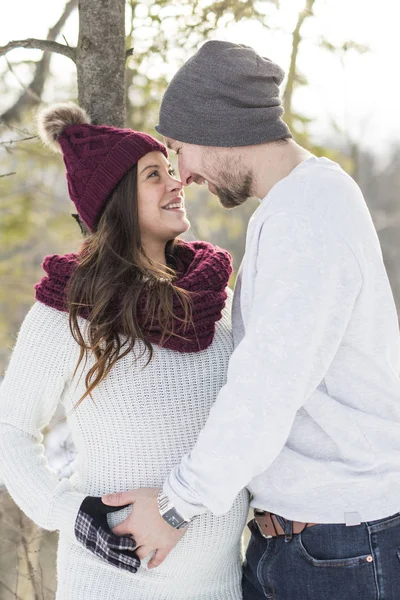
[161,196,186,213]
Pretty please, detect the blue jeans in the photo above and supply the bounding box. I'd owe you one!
[242,511,400,599]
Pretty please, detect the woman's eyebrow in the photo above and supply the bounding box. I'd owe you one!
[140,164,173,175]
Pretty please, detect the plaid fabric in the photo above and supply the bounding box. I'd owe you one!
[75,496,140,573]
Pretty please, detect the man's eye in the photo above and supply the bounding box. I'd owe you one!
[175,148,180,156]
[169,169,176,176]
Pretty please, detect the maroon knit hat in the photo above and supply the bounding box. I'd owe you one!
[37,102,168,231]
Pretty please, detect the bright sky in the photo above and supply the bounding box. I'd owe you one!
[1,0,399,156]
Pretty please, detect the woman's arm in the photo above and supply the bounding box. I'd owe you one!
[0,302,86,539]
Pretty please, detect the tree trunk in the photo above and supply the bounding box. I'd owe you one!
[77,0,126,127]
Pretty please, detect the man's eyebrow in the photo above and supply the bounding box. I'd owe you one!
[166,140,174,150]
[139,163,173,175]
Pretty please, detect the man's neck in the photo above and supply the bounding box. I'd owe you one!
[248,139,312,200]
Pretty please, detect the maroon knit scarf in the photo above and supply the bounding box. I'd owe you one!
[35,241,232,353]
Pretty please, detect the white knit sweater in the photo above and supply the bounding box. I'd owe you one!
[0,291,249,600]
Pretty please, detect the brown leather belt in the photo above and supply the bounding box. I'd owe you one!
[254,510,318,539]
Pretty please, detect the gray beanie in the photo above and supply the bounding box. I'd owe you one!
[155,40,292,147]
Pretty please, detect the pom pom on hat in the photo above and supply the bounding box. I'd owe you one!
[37,102,91,153]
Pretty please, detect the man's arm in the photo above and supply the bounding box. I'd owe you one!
[163,210,363,518]
[102,209,363,565]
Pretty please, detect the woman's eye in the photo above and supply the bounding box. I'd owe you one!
[148,168,175,179]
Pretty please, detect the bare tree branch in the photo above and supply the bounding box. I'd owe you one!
[4,56,42,103]
[0,172,16,178]
[0,136,37,147]
[1,0,79,124]
[283,0,316,130]
[47,0,79,42]
[0,39,75,61]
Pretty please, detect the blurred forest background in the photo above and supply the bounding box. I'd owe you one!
[1,0,399,597]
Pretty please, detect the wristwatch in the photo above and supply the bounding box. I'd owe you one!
[157,490,192,529]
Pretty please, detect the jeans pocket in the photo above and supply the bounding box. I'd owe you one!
[296,526,374,568]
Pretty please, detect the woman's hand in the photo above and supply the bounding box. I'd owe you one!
[102,488,188,568]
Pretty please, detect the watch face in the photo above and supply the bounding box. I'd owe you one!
[164,508,185,529]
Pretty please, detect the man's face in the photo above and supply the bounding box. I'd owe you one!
[165,138,253,209]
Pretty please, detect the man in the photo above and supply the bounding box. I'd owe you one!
[103,40,400,599]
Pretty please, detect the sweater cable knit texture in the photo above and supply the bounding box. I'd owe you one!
[0,291,249,599]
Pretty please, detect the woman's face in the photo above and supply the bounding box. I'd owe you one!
[137,151,190,247]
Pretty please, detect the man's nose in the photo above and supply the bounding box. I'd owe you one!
[179,167,194,186]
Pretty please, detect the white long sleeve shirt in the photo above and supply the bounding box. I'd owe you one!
[164,156,400,525]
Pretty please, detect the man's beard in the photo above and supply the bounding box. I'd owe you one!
[215,173,253,209]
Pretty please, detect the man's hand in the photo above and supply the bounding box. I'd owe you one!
[101,488,188,569]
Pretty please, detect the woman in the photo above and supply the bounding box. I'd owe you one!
[0,103,249,600]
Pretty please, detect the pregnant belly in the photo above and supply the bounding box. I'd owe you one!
[106,487,250,557]
[58,489,249,599]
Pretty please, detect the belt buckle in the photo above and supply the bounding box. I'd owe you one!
[254,513,273,540]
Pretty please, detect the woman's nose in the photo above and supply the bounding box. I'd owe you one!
[168,176,183,192]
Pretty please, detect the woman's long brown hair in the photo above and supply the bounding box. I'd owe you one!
[67,165,192,408]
